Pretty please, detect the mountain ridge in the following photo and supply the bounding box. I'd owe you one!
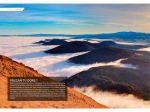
[66,66,150,100]
[1,31,149,37]
[34,39,67,45]
[69,47,136,64]
[45,41,109,54]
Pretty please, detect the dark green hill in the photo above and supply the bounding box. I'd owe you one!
[99,41,149,50]
[128,50,150,60]
[69,47,136,64]
[33,40,46,44]
[66,66,150,100]
[33,39,67,45]
[45,41,109,54]
[42,39,67,45]
[121,57,150,74]
[100,41,117,45]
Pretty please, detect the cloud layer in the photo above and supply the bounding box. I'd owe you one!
[0,37,137,78]
[138,47,150,52]
[0,36,147,108]
[74,86,150,108]
[37,58,136,77]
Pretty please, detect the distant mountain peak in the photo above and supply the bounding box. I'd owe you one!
[114,31,146,35]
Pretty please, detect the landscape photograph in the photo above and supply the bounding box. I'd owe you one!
[0,4,150,109]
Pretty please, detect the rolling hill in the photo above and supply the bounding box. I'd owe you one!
[99,41,149,50]
[100,41,117,45]
[45,41,109,54]
[33,39,67,45]
[42,39,67,45]
[69,47,136,64]
[66,66,150,100]
[121,57,150,74]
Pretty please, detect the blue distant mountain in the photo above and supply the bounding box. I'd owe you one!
[1,31,150,43]
[111,31,147,35]
[0,31,149,37]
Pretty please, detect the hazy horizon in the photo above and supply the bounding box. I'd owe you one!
[0,31,150,36]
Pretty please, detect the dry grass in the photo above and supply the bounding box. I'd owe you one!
[0,55,108,108]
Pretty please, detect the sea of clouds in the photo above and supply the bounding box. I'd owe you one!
[138,47,150,52]
[74,86,150,108]
[0,36,136,77]
[0,36,149,108]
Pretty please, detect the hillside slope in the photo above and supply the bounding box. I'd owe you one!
[121,57,150,74]
[33,39,67,45]
[45,41,109,54]
[42,39,67,45]
[0,55,107,108]
[99,41,148,50]
[66,66,150,100]
[69,47,136,64]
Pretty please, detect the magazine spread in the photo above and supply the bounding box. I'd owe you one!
[0,3,150,109]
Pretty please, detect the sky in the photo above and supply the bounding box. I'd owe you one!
[0,4,150,35]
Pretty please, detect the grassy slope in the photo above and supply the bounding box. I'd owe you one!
[0,55,107,108]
